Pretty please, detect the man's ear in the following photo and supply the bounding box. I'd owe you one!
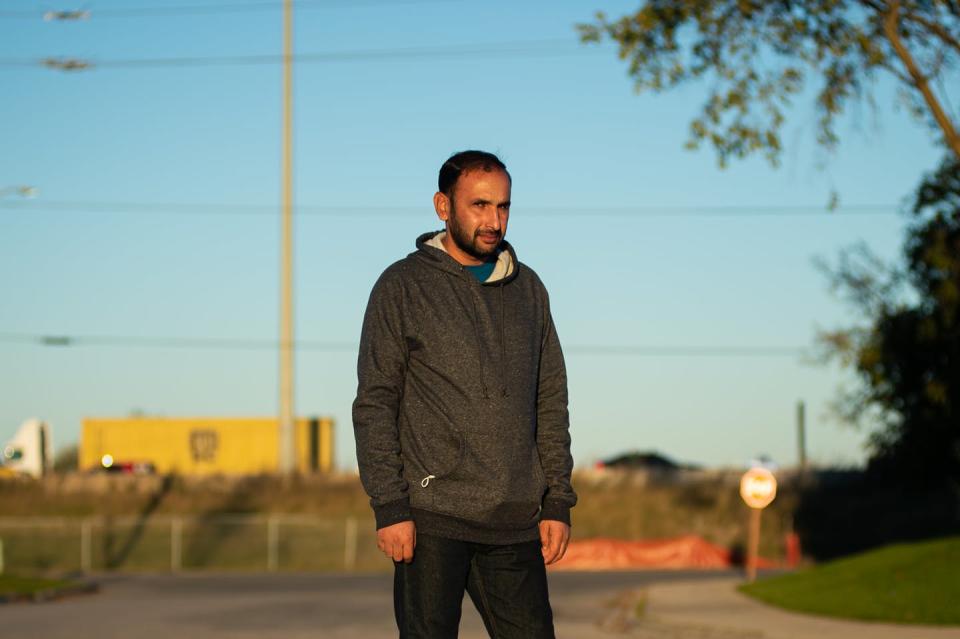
[433,191,450,222]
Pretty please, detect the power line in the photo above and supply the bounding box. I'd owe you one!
[0,40,592,70]
[564,345,805,357]
[0,332,354,351]
[0,0,461,19]
[0,199,901,217]
[0,332,805,357]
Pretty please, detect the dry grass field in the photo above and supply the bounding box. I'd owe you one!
[0,468,801,575]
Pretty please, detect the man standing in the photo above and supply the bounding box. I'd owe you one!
[353,150,577,638]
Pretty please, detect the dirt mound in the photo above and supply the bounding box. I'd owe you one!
[552,535,774,570]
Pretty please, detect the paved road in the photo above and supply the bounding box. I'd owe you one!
[0,571,733,639]
[6,571,957,638]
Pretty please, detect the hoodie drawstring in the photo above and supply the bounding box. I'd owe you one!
[499,282,508,398]
[469,291,491,399]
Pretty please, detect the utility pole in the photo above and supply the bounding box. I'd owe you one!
[41,57,92,71]
[796,400,807,472]
[0,185,38,199]
[44,10,91,21]
[41,11,92,69]
[278,0,295,474]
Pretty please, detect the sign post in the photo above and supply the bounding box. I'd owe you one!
[739,466,777,582]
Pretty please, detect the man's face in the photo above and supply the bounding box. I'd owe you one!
[434,168,511,265]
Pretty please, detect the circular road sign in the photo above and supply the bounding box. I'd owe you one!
[740,467,777,509]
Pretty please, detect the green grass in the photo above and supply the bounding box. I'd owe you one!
[739,536,960,625]
[0,574,74,597]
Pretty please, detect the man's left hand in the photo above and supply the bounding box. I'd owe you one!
[539,519,570,565]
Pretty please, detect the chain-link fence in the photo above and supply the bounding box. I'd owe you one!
[0,515,385,573]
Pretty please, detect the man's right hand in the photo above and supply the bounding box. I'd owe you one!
[377,520,416,563]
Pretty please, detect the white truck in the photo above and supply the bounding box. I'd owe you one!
[1,419,53,478]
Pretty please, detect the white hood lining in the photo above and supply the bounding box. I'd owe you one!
[426,231,515,283]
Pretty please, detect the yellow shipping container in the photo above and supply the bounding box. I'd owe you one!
[80,416,334,475]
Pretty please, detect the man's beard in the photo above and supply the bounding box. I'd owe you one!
[448,206,502,261]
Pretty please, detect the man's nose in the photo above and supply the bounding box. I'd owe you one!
[484,208,502,231]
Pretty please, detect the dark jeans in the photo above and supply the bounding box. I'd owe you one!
[393,533,555,639]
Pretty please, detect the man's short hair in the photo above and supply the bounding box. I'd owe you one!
[438,150,510,197]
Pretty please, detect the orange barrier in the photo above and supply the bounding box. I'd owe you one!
[551,535,776,570]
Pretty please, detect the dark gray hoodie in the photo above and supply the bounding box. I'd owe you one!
[352,230,577,544]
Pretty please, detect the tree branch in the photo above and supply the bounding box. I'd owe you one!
[901,9,960,56]
[883,0,960,159]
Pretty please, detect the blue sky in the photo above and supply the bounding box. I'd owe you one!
[0,0,950,470]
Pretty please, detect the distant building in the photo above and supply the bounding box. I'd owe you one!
[80,416,335,476]
[596,450,702,472]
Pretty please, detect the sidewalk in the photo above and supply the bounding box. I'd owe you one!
[639,577,960,639]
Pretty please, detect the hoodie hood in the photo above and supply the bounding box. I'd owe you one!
[415,230,518,285]
[414,230,517,403]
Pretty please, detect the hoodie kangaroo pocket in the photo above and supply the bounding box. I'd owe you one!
[417,415,545,529]
[532,445,547,493]
[400,412,465,490]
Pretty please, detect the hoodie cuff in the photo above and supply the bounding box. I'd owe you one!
[374,497,412,530]
[540,499,571,526]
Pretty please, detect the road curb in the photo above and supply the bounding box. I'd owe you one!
[0,580,99,605]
